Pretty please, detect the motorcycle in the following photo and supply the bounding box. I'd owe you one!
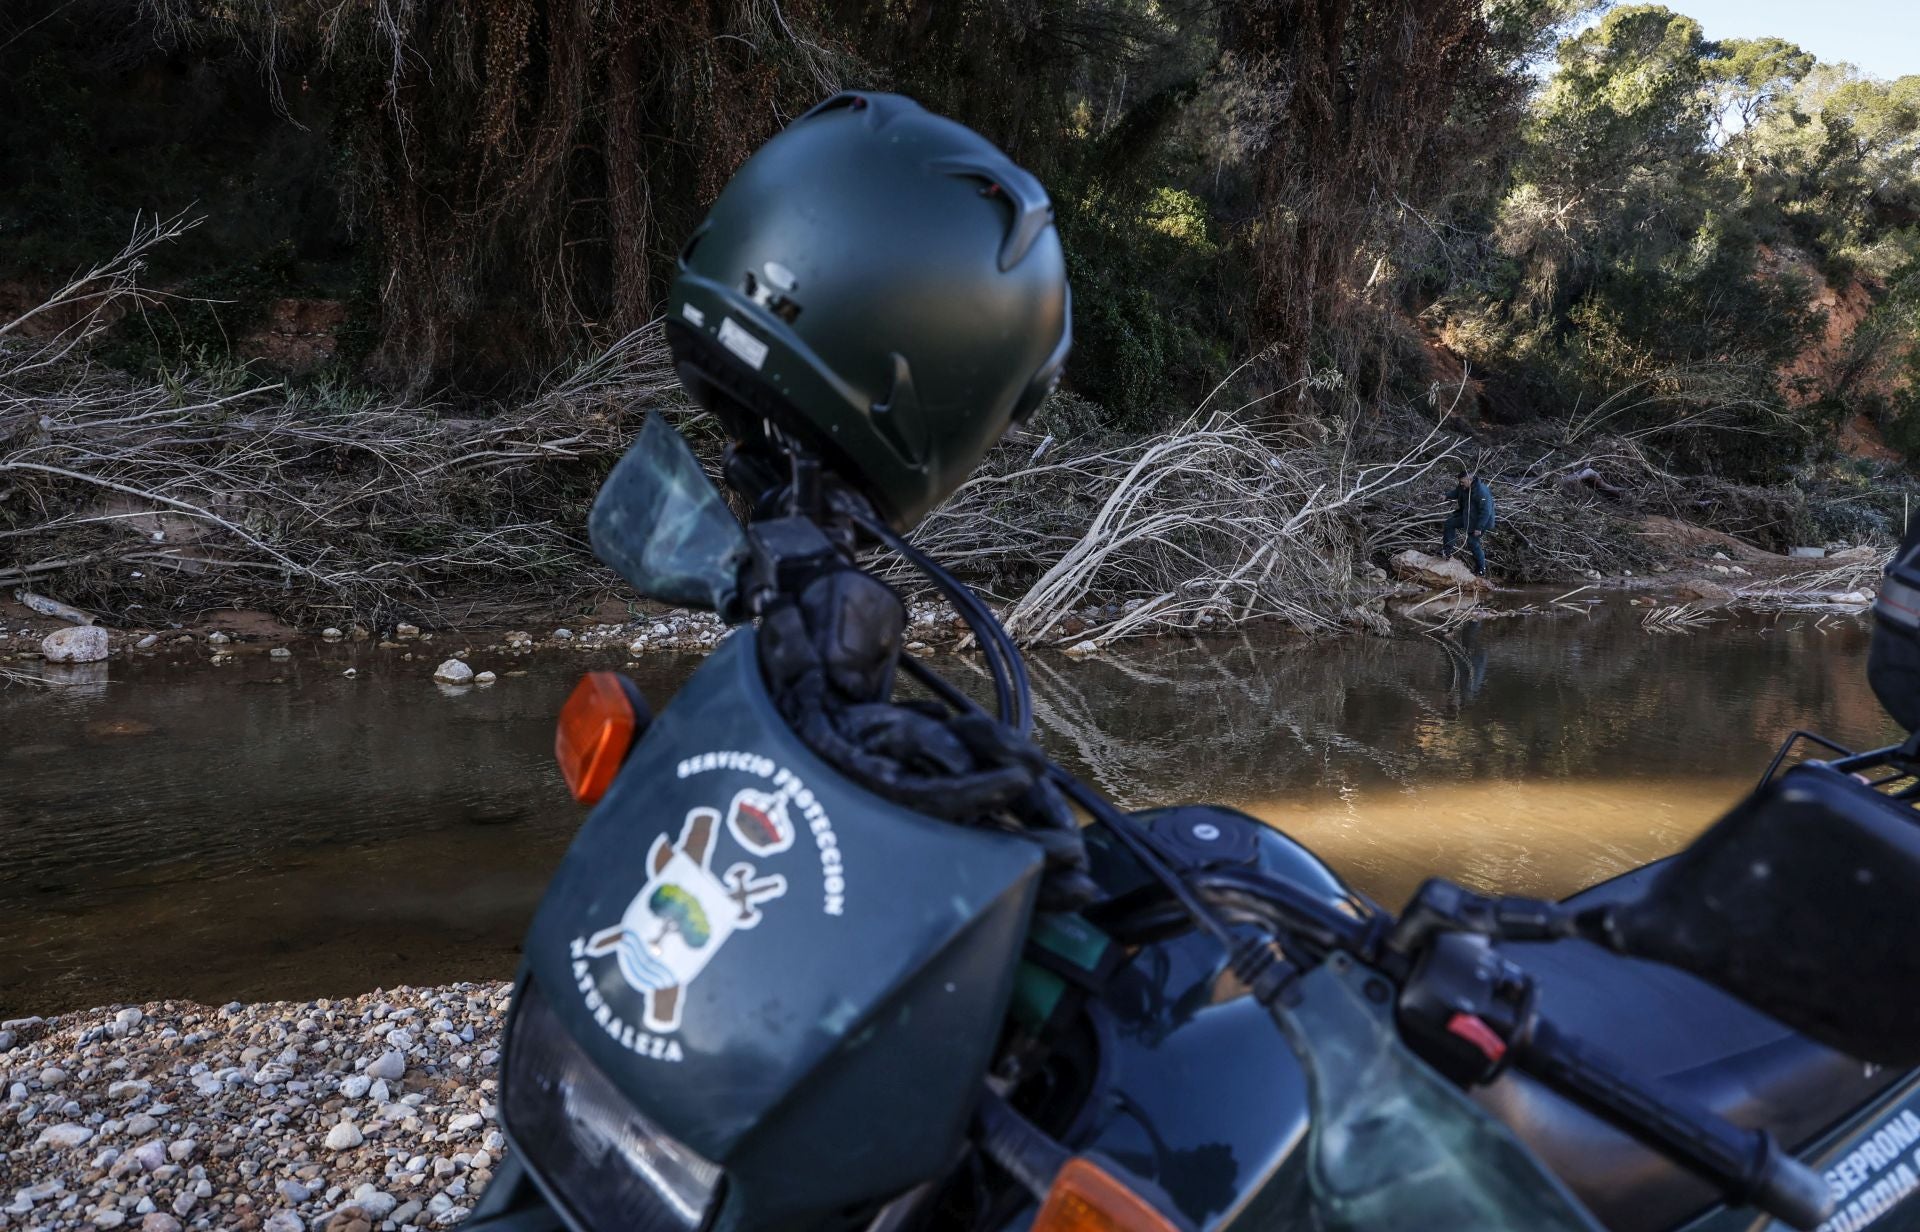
[463,413,1920,1232]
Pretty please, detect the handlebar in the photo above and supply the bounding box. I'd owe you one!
[1514,1016,1833,1231]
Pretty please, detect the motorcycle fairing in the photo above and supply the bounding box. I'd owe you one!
[520,628,1044,1229]
[1073,812,1596,1232]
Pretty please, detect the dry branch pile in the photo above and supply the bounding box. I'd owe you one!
[901,385,1464,643]
[1640,601,1720,631]
[1734,550,1891,611]
[5,224,1895,644]
[1,219,682,626]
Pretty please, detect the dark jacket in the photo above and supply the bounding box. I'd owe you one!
[1449,479,1495,532]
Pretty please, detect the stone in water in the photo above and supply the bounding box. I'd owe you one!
[42,625,108,663]
[432,659,474,685]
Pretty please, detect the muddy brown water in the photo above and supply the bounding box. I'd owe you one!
[0,604,1898,1016]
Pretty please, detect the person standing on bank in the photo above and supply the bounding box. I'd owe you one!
[1442,466,1496,577]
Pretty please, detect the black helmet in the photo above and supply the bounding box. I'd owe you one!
[665,91,1072,529]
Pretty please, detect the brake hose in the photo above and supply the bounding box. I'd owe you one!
[853,511,1032,734]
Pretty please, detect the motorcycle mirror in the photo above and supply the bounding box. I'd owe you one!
[1595,765,1920,1066]
[588,413,749,618]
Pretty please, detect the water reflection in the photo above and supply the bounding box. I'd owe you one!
[0,604,1896,1013]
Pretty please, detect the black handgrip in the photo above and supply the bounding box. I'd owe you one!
[1515,1017,1833,1230]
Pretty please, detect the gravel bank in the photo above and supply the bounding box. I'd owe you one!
[1,984,512,1231]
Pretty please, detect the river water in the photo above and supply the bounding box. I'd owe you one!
[0,603,1897,1016]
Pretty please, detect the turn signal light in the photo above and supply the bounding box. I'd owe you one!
[1032,1158,1182,1232]
[555,672,644,804]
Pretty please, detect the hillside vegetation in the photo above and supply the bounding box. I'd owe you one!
[2,1,1917,631]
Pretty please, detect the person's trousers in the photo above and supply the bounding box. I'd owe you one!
[1443,514,1487,575]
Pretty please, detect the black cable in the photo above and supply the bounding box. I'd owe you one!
[853,511,1031,734]
[1048,765,1239,949]
[861,511,1239,945]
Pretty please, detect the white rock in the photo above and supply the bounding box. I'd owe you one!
[170,1191,195,1218]
[275,1180,309,1203]
[15,1180,58,1204]
[1389,548,1491,593]
[369,1078,390,1104]
[1062,640,1102,659]
[205,631,231,645]
[1837,590,1874,605]
[366,1049,406,1080]
[269,647,291,659]
[42,625,109,663]
[321,627,344,640]
[34,1122,92,1149]
[474,671,497,686]
[340,1075,372,1100]
[167,1139,196,1162]
[352,1187,397,1219]
[551,628,573,641]
[126,1113,159,1136]
[108,1079,151,1100]
[135,634,159,650]
[131,1140,167,1171]
[448,1112,483,1133]
[141,1214,181,1232]
[95,1211,127,1229]
[263,1214,303,1232]
[342,667,358,678]
[324,1121,364,1150]
[432,659,474,685]
[390,1201,423,1226]
[396,624,421,639]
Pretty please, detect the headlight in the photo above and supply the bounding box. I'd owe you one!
[505,980,722,1230]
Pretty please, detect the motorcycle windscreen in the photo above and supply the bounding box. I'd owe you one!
[1274,956,1604,1232]
[517,628,1044,1230]
[1605,764,1920,1066]
[588,412,748,616]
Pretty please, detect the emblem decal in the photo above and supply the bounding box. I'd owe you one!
[583,792,791,1032]
[568,750,848,1061]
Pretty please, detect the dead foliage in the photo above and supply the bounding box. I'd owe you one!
[1,218,683,626]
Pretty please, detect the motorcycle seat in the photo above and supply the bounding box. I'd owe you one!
[1476,865,1900,1232]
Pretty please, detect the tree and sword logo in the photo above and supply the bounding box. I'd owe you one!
[583,786,796,1033]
